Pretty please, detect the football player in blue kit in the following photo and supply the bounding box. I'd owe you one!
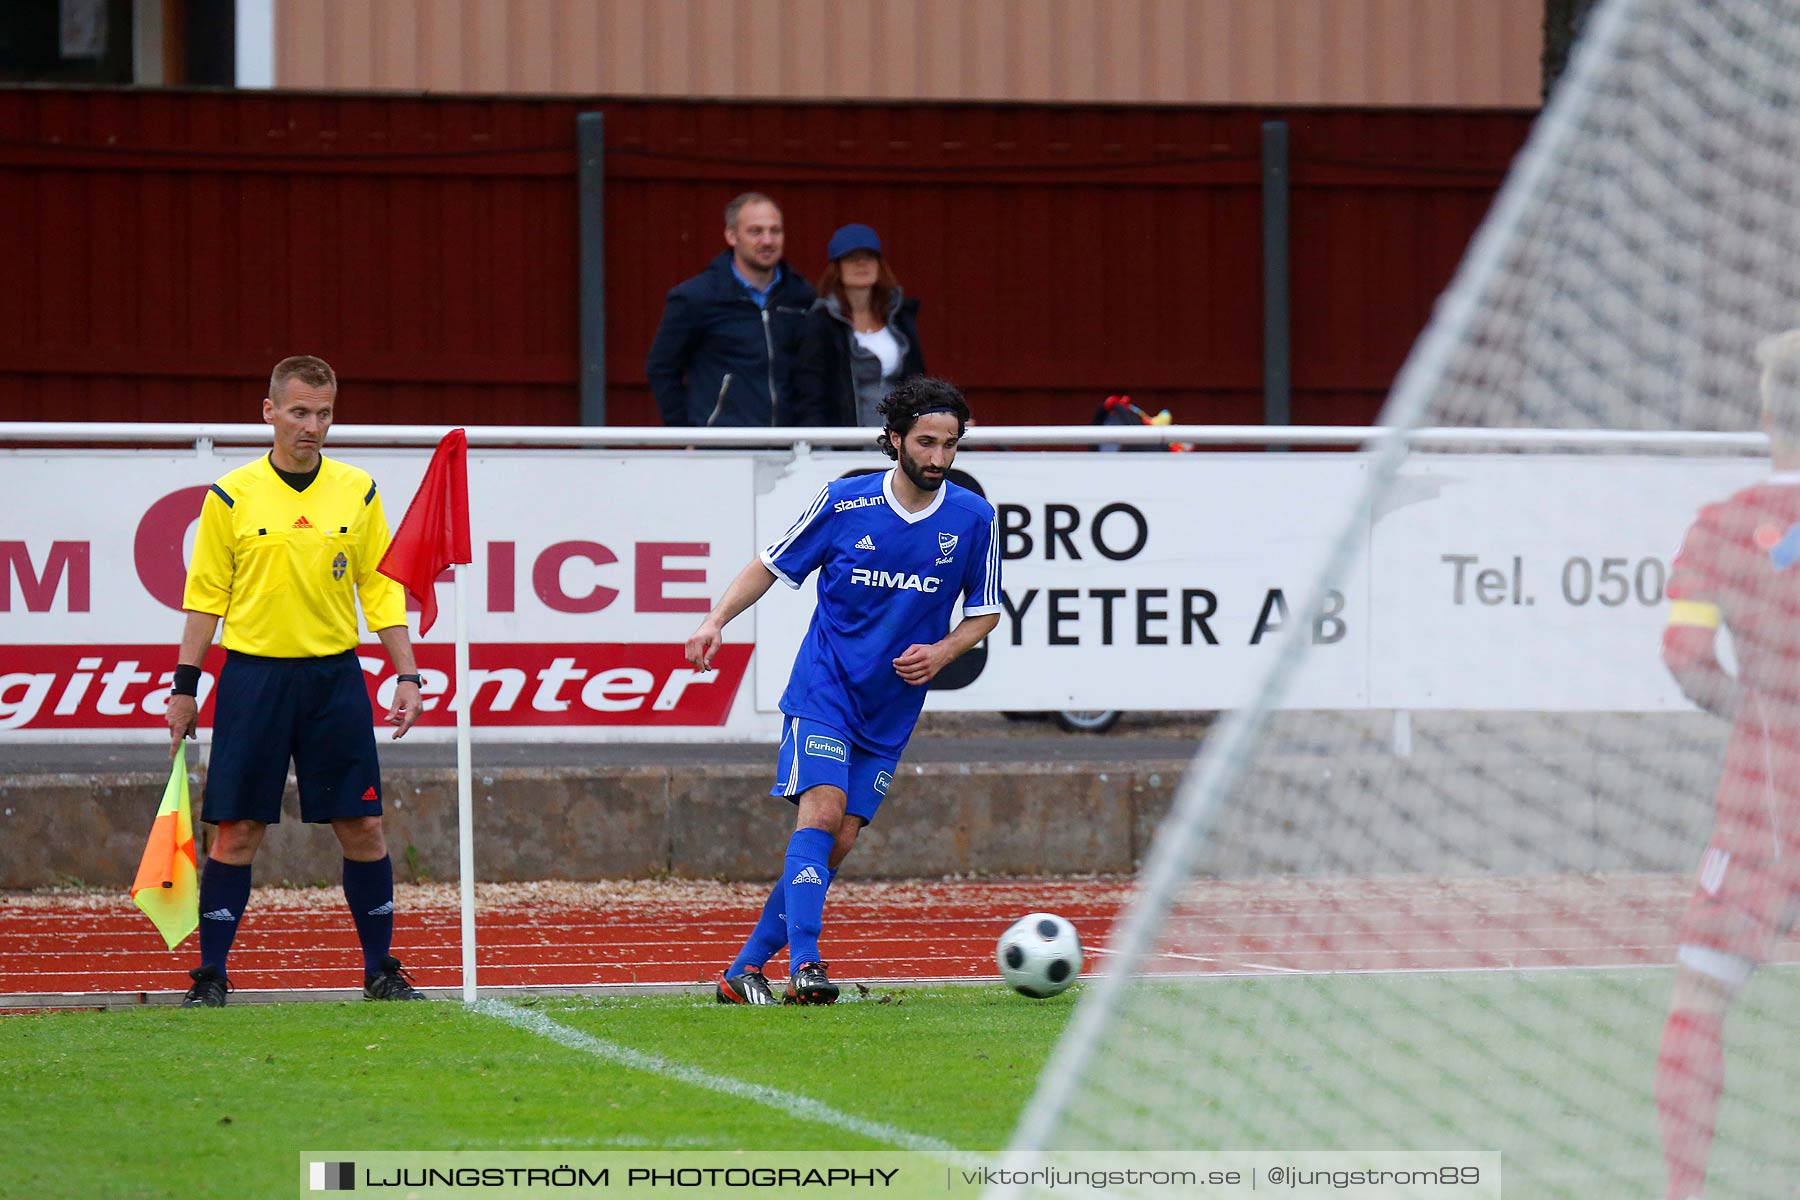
[684,376,1003,1004]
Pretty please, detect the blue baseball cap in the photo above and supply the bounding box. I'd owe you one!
[826,223,883,261]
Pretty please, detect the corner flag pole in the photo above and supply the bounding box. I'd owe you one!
[454,562,476,1003]
[375,427,474,1003]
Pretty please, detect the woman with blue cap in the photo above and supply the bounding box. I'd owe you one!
[787,223,926,426]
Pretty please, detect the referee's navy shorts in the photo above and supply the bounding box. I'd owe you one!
[202,650,383,825]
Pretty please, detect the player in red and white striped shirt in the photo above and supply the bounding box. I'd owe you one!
[1656,329,1800,1200]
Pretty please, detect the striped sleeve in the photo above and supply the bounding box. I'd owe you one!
[354,482,408,631]
[960,509,1003,616]
[180,485,237,617]
[1665,506,1720,610]
[760,485,832,589]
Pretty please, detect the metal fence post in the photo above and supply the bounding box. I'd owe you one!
[577,112,607,426]
[1261,120,1291,438]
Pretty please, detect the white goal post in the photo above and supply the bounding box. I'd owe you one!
[1001,2,1800,1197]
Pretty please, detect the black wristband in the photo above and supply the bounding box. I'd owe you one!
[172,664,202,698]
[396,673,423,686]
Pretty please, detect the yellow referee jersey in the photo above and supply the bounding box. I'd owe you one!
[183,454,407,657]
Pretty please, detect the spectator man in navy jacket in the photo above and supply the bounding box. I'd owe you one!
[646,193,818,427]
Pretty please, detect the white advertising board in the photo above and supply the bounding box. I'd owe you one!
[0,448,776,742]
[1367,454,1761,710]
[0,445,1772,740]
[752,452,1370,711]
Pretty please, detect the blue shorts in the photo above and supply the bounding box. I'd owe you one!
[203,650,382,826]
[769,716,899,825]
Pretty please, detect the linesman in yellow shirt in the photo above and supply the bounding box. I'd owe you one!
[165,356,428,1006]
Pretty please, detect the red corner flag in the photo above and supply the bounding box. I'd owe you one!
[378,428,472,636]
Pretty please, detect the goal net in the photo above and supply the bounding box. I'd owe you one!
[1004,1,1800,1197]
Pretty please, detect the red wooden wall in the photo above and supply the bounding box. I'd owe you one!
[0,88,1532,427]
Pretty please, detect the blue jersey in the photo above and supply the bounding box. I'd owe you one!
[762,470,1002,755]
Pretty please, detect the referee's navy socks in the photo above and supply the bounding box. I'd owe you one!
[341,856,395,974]
[196,857,252,976]
[728,866,838,976]
[780,828,835,969]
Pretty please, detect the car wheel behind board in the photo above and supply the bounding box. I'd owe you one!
[1052,710,1121,734]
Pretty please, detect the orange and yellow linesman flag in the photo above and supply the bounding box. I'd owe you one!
[131,750,199,950]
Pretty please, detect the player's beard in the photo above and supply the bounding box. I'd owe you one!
[898,446,947,491]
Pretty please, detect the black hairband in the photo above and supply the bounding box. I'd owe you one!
[915,405,961,416]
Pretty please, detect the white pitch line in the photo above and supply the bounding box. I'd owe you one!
[1084,942,1308,975]
[471,999,964,1156]
[1157,952,1307,974]
[1126,960,1720,980]
[1082,942,1800,980]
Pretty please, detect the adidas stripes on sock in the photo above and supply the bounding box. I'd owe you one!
[728,867,838,976]
[780,828,835,969]
[341,856,395,974]
[196,857,252,976]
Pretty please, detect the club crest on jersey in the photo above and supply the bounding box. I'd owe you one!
[803,735,847,762]
[1763,522,1800,570]
[936,531,958,564]
[331,550,348,580]
[850,567,942,593]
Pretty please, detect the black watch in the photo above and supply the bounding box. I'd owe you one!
[396,673,423,686]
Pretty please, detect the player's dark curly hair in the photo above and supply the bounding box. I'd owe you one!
[876,376,971,459]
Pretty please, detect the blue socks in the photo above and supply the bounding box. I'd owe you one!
[728,865,837,976]
[196,857,252,977]
[780,828,835,970]
[727,883,789,977]
[341,856,395,973]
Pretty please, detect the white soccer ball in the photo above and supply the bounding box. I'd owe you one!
[996,912,1083,998]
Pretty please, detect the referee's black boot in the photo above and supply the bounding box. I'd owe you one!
[181,966,231,1008]
[363,955,428,1001]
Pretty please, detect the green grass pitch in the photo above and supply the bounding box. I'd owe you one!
[0,985,1070,1200]
[3,968,1796,1199]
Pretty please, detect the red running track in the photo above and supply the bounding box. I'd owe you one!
[0,879,1130,1000]
[4,873,1789,1004]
